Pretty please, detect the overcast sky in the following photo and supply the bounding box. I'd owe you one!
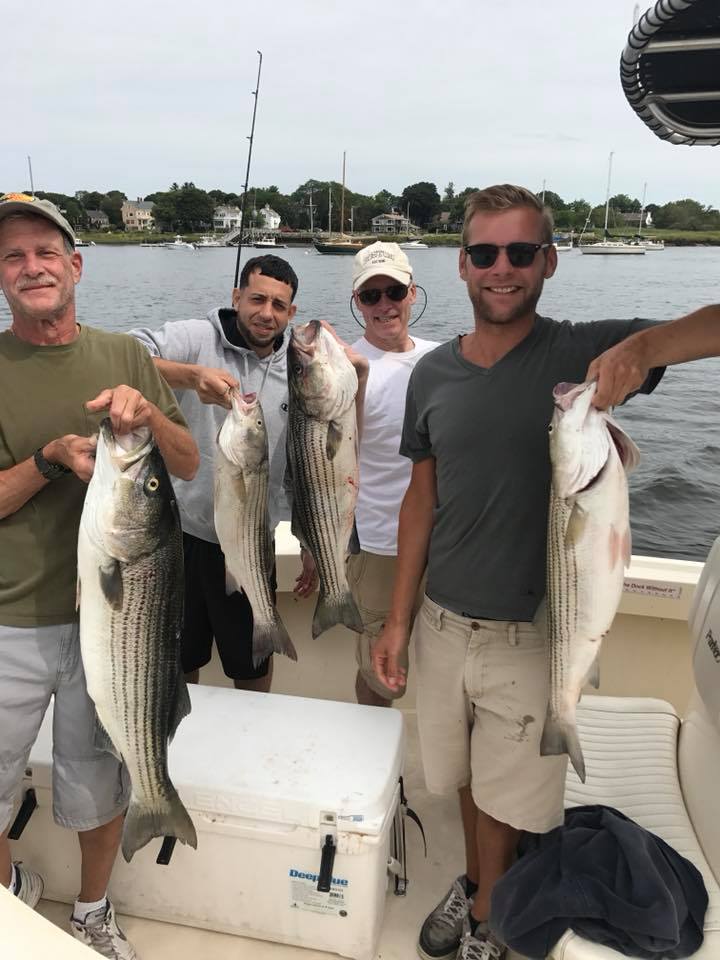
[4,0,717,209]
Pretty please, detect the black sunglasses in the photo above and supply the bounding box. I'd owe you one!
[464,242,551,269]
[357,283,410,306]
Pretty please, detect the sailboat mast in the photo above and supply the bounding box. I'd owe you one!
[603,151,614,235]
[328,185,332,234]
[341,151,346,238]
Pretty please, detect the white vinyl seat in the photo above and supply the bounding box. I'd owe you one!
[548,695,720,959]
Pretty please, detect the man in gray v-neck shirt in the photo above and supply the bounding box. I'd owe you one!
[369,184,720,960]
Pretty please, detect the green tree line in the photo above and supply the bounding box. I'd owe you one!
[8,182,720,233]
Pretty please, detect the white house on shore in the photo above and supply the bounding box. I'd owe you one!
[214,205,242,231]
[259,204,281,230]
[371,211,410,234]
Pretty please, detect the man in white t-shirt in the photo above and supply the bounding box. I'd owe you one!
[348,242,438,706]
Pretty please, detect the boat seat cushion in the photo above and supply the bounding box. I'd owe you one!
[548,696,720,960]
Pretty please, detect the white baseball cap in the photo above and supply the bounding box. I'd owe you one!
[352,241,413,291]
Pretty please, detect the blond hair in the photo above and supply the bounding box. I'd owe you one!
[462,185,554,245]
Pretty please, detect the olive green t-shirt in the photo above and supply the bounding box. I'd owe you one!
[0,325,187,626]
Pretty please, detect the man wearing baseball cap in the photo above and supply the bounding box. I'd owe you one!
[347,241,437,708]
[0,192,198,959]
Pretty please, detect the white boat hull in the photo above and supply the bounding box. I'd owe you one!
[580,243,646,255]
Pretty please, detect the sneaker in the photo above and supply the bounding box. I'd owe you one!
[70,900,138,960]
[457,915,506,960]
[12,862,44,909]
[418,875,472,960]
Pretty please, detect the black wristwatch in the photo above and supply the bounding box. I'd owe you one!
[33,447,72,481]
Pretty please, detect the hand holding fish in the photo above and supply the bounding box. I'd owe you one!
[43,433,98,483]
[585,336,650,409]
[192,365,239,408]
[371,622,409,692]
[86,385,156,435]
[294,548,319,598]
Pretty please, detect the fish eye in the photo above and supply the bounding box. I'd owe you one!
[145,476,160,492]
[256,419,263,427]
[292,364,302,374]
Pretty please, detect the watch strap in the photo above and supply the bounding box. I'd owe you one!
[33,447,71,481]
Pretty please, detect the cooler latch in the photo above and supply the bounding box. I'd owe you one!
[317,811,338,892]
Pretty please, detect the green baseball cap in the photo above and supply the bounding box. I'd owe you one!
[0,192,76,245]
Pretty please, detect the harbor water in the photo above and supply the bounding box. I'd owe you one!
[2,243,718,562]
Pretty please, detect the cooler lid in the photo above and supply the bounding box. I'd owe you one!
[175,686,405,835]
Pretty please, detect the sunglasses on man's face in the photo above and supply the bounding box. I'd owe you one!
[463,242,551,270]
[357,283,410,307]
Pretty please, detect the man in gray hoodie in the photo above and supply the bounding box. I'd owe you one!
[132,255,315,693]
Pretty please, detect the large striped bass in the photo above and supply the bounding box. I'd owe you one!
[287,321,364,639]
[541,381,640,782]
[77,420,197,861]
[214,389,296,667]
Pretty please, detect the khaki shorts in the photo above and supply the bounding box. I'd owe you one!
[347,550,424,701]
[413,596,566,834]
[0,622,130,833]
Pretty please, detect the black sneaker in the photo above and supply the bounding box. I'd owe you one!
[417,876,472,960]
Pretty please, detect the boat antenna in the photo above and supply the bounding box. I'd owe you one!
[233,50,263,290]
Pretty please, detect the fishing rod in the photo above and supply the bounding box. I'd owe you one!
[233,50,263,289]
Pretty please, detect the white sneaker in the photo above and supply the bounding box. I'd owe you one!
[456,915,506,960]
[12,862,44,909]
[70,900,138,960]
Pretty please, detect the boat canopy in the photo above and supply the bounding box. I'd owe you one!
[621,0,720,145]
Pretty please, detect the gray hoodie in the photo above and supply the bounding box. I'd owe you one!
[131,308,290,543]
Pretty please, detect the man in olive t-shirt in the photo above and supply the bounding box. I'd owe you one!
[0,194,198,960]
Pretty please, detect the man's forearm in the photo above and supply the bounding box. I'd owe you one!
[636,304,720,367]
[148,407,199,481]
[0,458,48,520]
[153,357,199,390]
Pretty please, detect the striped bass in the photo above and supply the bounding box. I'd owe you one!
[541,381,640,782]
[287,321,364,639]
[77,419,197,861]
[214,389,296,667]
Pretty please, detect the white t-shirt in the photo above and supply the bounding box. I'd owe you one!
[352,335,439,555]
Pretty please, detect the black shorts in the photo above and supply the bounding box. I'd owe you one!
[181,533,277,681]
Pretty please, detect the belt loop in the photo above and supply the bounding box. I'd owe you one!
[508,623,518,647]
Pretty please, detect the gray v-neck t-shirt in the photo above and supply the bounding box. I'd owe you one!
[400,315,663,621]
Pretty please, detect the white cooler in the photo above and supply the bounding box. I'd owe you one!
[9,685,406,960]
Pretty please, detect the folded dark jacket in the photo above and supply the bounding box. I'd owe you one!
[489,804,708,959]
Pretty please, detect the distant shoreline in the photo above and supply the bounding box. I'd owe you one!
[76,230,720,248]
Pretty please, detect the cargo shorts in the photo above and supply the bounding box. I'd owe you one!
[347,550,425,701]
[0,622,130,834]
[413,596,566,834]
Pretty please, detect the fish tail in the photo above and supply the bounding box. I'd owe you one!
[312,590,364,640]
[122,790,198,862]
[540,711,587,783]
[251,617,298,668]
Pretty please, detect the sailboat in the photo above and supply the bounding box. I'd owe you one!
[399,203,429,249]
[635,182,665,250]
[313,152,366,255]
[580,152,645,255]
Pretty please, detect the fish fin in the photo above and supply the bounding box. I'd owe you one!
[347,520,360,556]
[326,421,343,461]
[99,559,123,610]
[585,656,601,690]
[93,713,121,760]
[122,789,198,862]
[290,502,310,553]
[75,577,81,612]
[622,527,632,568]
[565,504,587,547]
[168,671,192,743]
[540,710,587,783]
[312,590,364,640]
[252,615,298,668]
